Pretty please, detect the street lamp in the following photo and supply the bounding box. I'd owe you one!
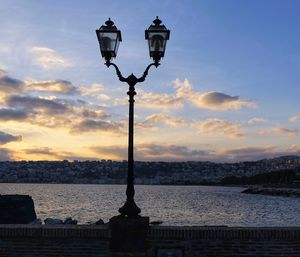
[96,18,122,62]
[145,17,170,65]
[96,17,170,218]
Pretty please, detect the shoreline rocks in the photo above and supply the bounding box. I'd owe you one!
[44,217,78,225]
[44,218,64,225]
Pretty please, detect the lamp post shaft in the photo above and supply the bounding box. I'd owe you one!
[127,84,135,200]
[118,79,141,217]
[104,64,159,218]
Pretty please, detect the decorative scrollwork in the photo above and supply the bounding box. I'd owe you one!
[105,61,127,82]
[105,61,159,86]
[137,62,160,83]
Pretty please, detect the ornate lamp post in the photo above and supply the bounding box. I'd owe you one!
[96,17,170,218]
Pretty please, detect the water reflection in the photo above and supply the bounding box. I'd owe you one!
[0,184,299,226]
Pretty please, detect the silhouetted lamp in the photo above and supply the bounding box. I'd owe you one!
[145,16,170,65]
[96,18,122,62]
[96,17,170,218]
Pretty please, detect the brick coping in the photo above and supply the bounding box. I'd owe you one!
[0,225,299,240]
[149,226,300,240]
[0,224,110,238]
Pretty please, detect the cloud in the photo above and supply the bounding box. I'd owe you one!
[0,72,117,135]
[0,73,112,129]
[174,79,256,110]
[217,144,300,162]
[259,127,299,137]
[0,148,12,161]
[222,146,275,156]
[7,95,69,115]
[25,79,78,94]
[0,108,28,121]
[70,119,125,135]
[80,83,111,101]
[196,118,244,138]
[19,100,109,129]
[286,144,300,153]
[23,147,73,159]
[273,128,299,136]
[80,109,109,119]
[0,70,24,93]
[22,147,92,161]
[136,79,255,111]
[218,145,278,161]
[193,91,255,110]
[289,115,300,122]
[1,71,78,95]
[29,113,72,128]
[137,90,183,109]
[91,143,210,161]
[3,95,75,128]
[0,131,21,144]
[24,147,57,156]
[140,113,185,128]
[137,144,209,161]
[91,143,300,162]
[247,117,268,125]
[0,72,74,127]
[20,143,300,162]
[29,46,70,69]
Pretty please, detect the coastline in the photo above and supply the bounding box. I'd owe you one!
[242,186,300,197]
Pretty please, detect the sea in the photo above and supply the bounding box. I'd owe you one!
[0,183,299,226]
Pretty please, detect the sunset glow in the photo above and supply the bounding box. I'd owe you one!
[1,0,300,162]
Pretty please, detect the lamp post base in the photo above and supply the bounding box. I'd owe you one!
[109,215,149,254]
[118,199,141,218]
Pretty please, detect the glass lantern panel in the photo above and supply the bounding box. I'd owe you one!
[99,32,118,52]
[114,37,120,56]
[147,32,167,56]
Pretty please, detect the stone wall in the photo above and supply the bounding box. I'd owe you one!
[0,225,110,257]
[148,226,300,257]
[0,225,299,257]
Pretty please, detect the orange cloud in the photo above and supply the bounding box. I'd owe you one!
[25,79,78,94]
[141,113,185,127]
[259,127,299,137]
[196,118,244,138]
[135,79,255,111]
[70,119,126,135]
[247,117,268,125]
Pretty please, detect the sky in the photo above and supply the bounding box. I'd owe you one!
[0,0,300,162]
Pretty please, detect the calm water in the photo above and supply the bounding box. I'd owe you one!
[0,184,299,226]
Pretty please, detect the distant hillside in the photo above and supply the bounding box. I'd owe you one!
[221,169,297,185]
[0,155,299,185]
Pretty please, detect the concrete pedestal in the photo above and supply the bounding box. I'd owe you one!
[0,195,36,224]
[109,216,149,255]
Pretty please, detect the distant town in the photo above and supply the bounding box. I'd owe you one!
[0,155,299,185]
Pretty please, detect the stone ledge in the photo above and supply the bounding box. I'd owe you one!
[0,224,110,238]
[149,226,300,240]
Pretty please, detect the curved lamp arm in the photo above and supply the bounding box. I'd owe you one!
[136,62,160,83]
[105,61,160,86]
[105,61,127,82]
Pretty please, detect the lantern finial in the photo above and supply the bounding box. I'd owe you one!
[153,16,162,26]
[105,18,114,27]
